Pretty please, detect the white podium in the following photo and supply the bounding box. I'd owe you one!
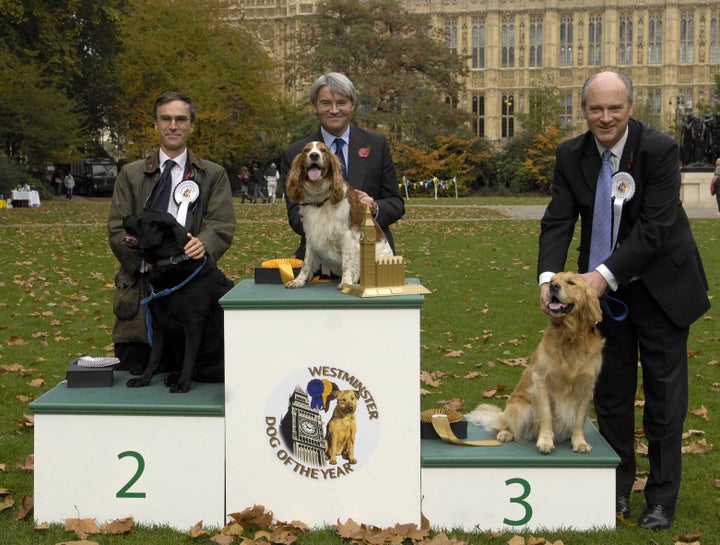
[30,374,225,529]
[421,420,620,531]
[221,279,426,527]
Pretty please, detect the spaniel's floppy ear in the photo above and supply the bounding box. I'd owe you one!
[328,152,346,204]
[286,152,307,204]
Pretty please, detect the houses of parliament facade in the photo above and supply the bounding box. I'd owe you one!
[225,0,720,141]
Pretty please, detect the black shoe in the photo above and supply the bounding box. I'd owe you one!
[616,495,630,518]
[638,505,675,530]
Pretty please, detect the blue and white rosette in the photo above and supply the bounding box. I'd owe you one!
[611,172,635,249]
[174,180,200,227]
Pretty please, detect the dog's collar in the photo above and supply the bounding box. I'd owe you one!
[153,254,190,267]
[300,197,330,207]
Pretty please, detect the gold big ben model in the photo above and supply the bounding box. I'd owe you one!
[341,207,430,298]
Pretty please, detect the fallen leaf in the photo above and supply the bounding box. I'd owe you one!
[102,517,134,535]
[65,518,101,538]
[437,398,464,411]
[689,406,709,421]
[15,494,33,520]
[332,519,365,540]
[682,439,713,454]
[672,528,702,542]
[211,533,235,545]
[227,505,273,530]
[0,496,14,512]
[16,454,34,471]
[444,350,463,358]
[187,520,209,538]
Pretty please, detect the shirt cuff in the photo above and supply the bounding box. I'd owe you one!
[538,271,554,285]
[596,264,618,291]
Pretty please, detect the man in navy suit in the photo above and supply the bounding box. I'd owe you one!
[280,72,405,258]
[538,71,709,530]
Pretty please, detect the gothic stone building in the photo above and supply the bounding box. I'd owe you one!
[224,0,720,141]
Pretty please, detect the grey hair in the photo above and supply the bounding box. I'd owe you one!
[309,72,358,105]
[581,72,634,106]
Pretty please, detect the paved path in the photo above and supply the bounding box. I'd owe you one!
[489,205,718,220]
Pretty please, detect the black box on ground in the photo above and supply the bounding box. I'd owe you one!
[254,267,301,284]
[66,360,114,388]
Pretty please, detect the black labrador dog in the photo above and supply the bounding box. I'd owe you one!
[122,209,233,393]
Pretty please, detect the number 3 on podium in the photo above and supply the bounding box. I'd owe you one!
[503,477,532,526]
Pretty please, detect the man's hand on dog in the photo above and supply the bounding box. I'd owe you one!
[184,233,205,259]
[122,234,139,247]
[355,189,378,215]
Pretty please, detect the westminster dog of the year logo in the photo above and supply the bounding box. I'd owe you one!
[264,365,381,480]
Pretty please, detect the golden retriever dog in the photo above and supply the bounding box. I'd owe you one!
[466,272,605,454]
[284,141,392,290]
[325,389,359,465]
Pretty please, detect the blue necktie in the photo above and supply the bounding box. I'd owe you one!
[152,159,175,211]
[334,138,347,179]
[588,149,613,270]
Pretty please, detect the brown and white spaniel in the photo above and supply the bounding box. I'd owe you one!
[285,141,392,289]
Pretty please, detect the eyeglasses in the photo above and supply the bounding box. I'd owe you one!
[316,100,353,112]
[156,115,191,126]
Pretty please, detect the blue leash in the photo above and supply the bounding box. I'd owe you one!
[141,255,208,345]
[600,292,629,321]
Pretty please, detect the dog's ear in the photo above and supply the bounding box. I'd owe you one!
[587,286,603,324]
[123,215,141,237]
[138,218,167,251]
[286,153,306,203]
[328,153,346,204]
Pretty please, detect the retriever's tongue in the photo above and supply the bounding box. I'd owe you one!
[308,167,322,181]
[549,302,563,311]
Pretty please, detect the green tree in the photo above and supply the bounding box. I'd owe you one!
[112,0,290,166]
[286,0,469,150]
[0,1,91,169]
[499,84,568,193]
[0,48,85,168]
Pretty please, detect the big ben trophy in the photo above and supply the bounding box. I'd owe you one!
[340,206,430,298]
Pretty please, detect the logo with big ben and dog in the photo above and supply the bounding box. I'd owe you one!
[265,366,380,480]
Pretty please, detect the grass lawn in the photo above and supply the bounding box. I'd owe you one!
[0,196,718,544]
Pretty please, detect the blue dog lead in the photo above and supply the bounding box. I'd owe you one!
[140,255,208,345]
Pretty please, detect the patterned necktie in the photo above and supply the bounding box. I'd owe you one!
[588,149,613,270]
[152,159,175,211]
[333,138,347,179]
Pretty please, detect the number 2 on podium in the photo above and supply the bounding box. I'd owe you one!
[503,477,532,526]
[116,451,147,499]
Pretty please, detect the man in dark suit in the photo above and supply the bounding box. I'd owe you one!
[537,71,709,530]
[280,72,405,259]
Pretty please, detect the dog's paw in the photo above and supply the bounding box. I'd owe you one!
[163,373,180,387]
[328,458,337,465]
[285,279,304,289]
[496,430,514,443]
[572,441,592,454]
[536,437,555,454]
[169,382,191,394]
[126,378,149,388]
